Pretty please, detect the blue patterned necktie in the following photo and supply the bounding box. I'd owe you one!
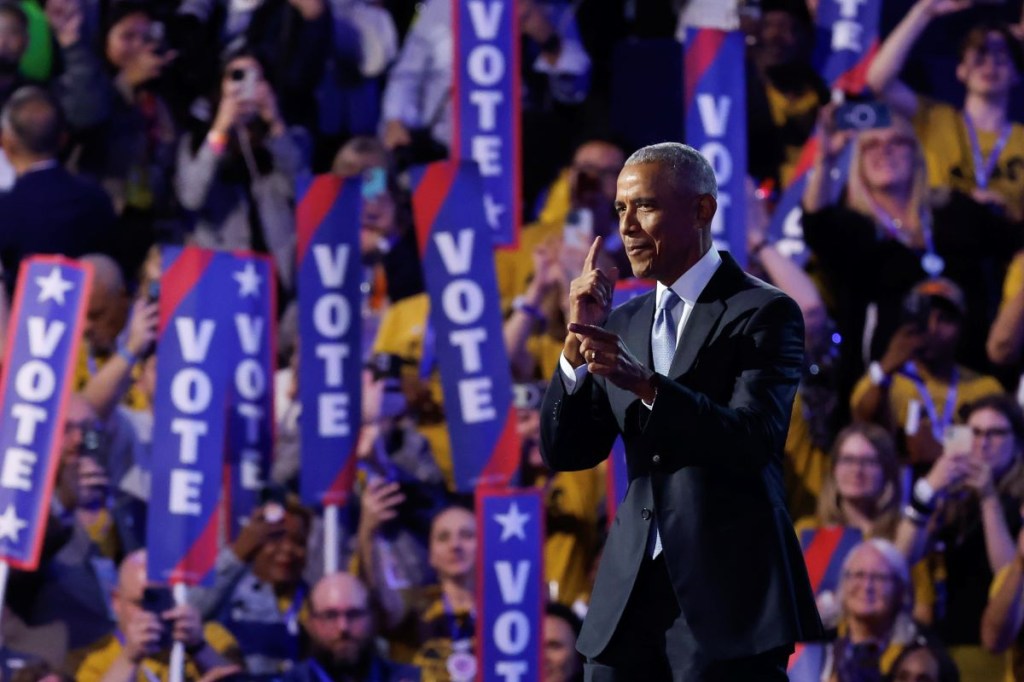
[652,288,681,375]
[647,288,681,558]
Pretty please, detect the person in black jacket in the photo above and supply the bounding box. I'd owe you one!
[0,87,119,292]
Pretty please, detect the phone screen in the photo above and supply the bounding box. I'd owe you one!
[943,425,973,456]
[362,167,387,200]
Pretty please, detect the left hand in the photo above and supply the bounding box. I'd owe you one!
[164,603,204,648]
[568,322,655,401]
[964,457,997,499]
[255,81,284,134]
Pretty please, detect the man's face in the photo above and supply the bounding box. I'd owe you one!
[251,512,308,586]
[569,142,625,210]
[61,395,100,460]
[958,32,1019,98]
[542,615,581,682]
[615,162,711,284]
[84,287,129,356]
[757,11,803,68]
[0,13,27,73]
[918,305,961,365]
[307,578,375,668]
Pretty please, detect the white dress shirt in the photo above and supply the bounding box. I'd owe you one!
[559,246,723,395]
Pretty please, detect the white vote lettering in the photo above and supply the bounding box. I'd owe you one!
[313,294,352,338]
[0,447,36,490]
[450,328,487,373]
[493,611,530,654]
[442,280,485,326]
[495,560,531,604]
[169,469,203,515]
[696,94,731,138]
[241,450,264,490]
[312,244,350,287]
[171,367,213,415]
[835,0,865,18]
[495,662,528,682]
[435,229,475,275]
[468,44,506,86]
[171,418,208,464]
[469,91,504,131]
[176,319,216,363]
[467,0,503,40]
[10,404,46,445]
[15,360,55,403]
[237,403,263,443]
[234,314,264,355]
[319,394,351,436]
[315,343,351,388]
[459,377,496,423]
[26,318,65,359]
[472,136,503,176]
[234,359,266,401]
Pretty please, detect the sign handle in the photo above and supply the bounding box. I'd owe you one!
[324,504,340,575]
[169,583,188,682]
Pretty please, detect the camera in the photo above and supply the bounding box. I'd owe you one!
[834,101,892,131]
[230,66,258,101]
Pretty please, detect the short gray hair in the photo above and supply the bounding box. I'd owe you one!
[624,142,717,199]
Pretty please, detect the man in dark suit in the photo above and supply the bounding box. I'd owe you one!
[540,142,822,680]
[0,86,118,293]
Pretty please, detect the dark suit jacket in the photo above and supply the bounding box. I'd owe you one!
[0,165,118,291]
[540,252,823,661]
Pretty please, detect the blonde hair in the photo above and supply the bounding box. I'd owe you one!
[816,423,902,539]
[845,115,931,236]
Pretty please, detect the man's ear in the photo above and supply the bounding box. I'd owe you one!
[696,194,718,228]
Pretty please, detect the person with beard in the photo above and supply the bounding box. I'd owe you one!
[284,573,420,682]
[868,0,1024,222]
[745,0,828,187]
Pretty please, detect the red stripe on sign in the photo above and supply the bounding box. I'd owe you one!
[684,29,727,112]
[791,137,820,179]
[170,503,220,585]
[803,527,844,593]
[322,447,359,506]
[478,406,521,488]
[787,644,806,672]
[296,175,343,267]
[833,40,879,94]
[413,161,459,259]
[158,247,213,337]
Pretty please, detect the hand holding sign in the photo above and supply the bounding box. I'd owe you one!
[564,237,618,367]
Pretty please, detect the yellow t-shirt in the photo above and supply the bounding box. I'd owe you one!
[543,467,605,606]
[71,623,239,682]
[765,83,823,187]
[913,99,1024,222]
[783,392,829,520]
[850,363,1004,433]
[1002,251,1024,306]
[372,293,453,490]
[74,346,150,411]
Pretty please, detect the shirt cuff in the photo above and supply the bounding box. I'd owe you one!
[558,352,588,394]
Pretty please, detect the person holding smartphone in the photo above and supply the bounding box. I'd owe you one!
[73,550,240,682]
[175,49,306,297]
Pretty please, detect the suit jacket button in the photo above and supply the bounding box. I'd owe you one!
[652,454,661,465]
[641,508,652,521]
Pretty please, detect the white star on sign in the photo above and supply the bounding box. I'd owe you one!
[36,267,74,305]
[494,501,530,542]
[233,263,262,298]
[483,194,506,230]
[0,504,28,542]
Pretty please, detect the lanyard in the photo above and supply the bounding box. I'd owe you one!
[964,113,1012,189]
[283,584,307,641]
[904,362,959,442]
[441,593,474,643]
[868,198,944,278]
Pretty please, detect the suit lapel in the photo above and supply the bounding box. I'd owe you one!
[623,291,655,372]
[666,254,741,378]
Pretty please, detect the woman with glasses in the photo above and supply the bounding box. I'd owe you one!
[791,539,948,682]
[801,106,1020,402]
[899,394,1024,679]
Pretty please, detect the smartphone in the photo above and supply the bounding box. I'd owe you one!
[943,424,973,456]
[834,101,892,131]
[362,167,387,201]
[563,208,594,251]
[147,280,160,304]
[142,586,174,649]
[231,66,258,101]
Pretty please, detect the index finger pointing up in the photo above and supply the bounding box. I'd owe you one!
[583,236,604,273]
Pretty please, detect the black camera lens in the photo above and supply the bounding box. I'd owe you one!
[230,68,246,81]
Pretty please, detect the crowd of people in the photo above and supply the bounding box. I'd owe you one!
[6,0,1024,680]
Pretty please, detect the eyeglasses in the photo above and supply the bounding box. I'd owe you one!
[843,570,895,585]
[836,455,882,470]
[971,427,1013,441]
[860,136,915,156]
[310,607,370,623]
